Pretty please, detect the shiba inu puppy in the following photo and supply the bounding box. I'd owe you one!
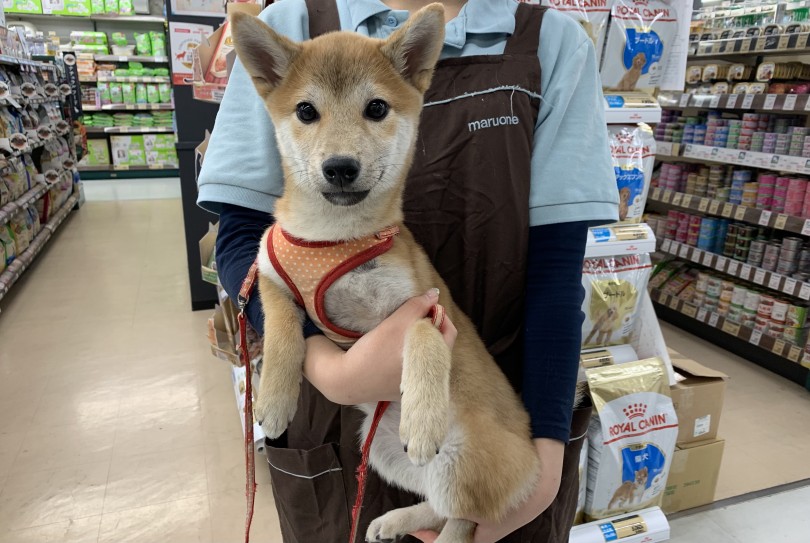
[231,5,541,541]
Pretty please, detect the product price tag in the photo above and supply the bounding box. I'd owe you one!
[679,244,690,258]
[117,56,128,62]
[754,268,766,284]
[800,283,810,300]
[756,36,767,50]
[726,93,739,109]
[698,198,709,212]
[662,238,672,253]
[682,304,698,318]
[784,94,798,110]
[750,329,763,346]
[728,260,740,275]
[671,192,683,206]
[740,38,752,52]
[709,200,721,215]
[774,214,789,230]
[784,278,798,295]
[763,94,777,110]
[708,313,720,327]
[741,263,753,280]
[769,274,782,290]
[734,206,747,221]
[788,345,802,362]
[682,194,693,207]
[669,296,680,310]
[703,252,714,266]
[742,94,756,109]
[696,308,708,322]
[722,321,741,336]
[691,249,701,263]
[802,219,810,236]
[709,95,721,108]
[679,93,691,107]
[773,339,787,355]
[779,34,792,50]
[652,187,662,201]
[721,203,733,217]
[759,210,773,226]
[717,256,729,271]
[662,190,673,203]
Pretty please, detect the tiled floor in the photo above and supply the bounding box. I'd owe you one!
[0,197,808,542]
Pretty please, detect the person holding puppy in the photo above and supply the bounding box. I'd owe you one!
[198,0,618,541]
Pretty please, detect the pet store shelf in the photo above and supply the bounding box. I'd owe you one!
[604,102,662,124]
[657,237,810,301]
[4,13,165,24]
[651,289,810,390]
[585,223,657,258]
[94,55,169,64]
[83,104,174,111]
[0,54,56,70]
[689,32,810,59]
[659,92,810,113]
[655,142,810,176]
[0,184,50,227]
[80,76,171,83]
[0,193,79,306]
[648,187,810,236]
[84,126,174,134]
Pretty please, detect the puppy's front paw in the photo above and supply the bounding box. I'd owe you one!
[366,511,405,542]
[254,389,298,439]
[399,402,447,466]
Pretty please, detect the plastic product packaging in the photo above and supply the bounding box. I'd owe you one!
[0,225,16,266]
[134,32,152,56]
[158,82,172,103]
[146,84,160,104]
[582,254,653,348]
[121,83,135,105]
[542,0,611,56]
[136,83,148,104]
[98,82,112,105]
[575,436,590,525]
[91,0,105,13]
[581,344,640,369]
[585,358,678,520]
[149,31,167,57]
[109,83,123,104]
[609,123,655,223]
[111,32,128,47]
[119,0,133,15]
[600,0,679,91]
[104,0,119,14]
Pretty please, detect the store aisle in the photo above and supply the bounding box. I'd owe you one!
[0,199,281,543]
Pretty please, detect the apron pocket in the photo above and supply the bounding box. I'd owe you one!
[265,442,350,543]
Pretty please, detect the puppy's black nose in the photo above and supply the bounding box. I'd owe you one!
[322,157,360,186]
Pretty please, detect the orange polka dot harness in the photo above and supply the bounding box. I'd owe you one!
[266,223,401,345]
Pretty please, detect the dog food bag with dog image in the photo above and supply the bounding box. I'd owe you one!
[600,0,679,92]
[585,358,677,520]
[541,0,612,57]
[609,124,655,224]
[582,254,653,348]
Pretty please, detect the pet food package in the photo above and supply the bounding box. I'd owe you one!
[600,0,679,92]
[541,0,611,56]
[581,344,639,369]
[585,358,678,520]
[582,254,652,348]
[608,123,655,224]
[575,436,589,525]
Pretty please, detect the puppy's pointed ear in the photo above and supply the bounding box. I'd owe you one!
[231,12,301,96]
[380,3,445,93]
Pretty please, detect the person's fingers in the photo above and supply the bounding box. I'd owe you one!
[390,288,440,322]
[409,530,440,542]
[440,315,458,346]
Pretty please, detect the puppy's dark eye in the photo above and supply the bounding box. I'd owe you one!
[296,102,319,123]
[364,99,389,121]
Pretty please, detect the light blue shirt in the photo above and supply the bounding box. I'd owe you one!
[197,0,619,226]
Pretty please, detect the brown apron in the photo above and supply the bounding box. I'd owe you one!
[263,1,591,541]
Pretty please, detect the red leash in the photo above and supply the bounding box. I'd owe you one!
[237,258,446,543]
[237,261,260,543]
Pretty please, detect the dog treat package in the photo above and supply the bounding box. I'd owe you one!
[582,254,653,348]
[608,123,655,224]
[541,0,612,57]
[585,358,678,520]
[600,0,679,92]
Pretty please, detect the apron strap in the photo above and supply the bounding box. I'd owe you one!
[304,0,341,39]
[504,3,545,57]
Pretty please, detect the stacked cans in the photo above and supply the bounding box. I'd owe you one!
[778,237,804,276]
[785,177,809,216]
[687,215,702,246]
[756,174,776,209]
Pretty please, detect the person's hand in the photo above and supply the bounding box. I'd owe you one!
[303,289,457,405]
[410,439,565,543]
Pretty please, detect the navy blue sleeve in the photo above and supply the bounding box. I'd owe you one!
[522,221,589,443]
[216,203,273,331]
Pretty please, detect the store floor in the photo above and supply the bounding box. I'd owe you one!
[0,197,808,542]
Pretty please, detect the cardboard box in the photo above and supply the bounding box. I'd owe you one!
[669,357,727,445]
[662,439,725,514]
[110,135,147,167]
[199,223,218,285]
[4,0,43,14]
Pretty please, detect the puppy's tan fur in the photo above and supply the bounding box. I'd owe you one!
[232,6,539,541]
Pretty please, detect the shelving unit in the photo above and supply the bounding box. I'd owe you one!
[94,54,169,63]
[656,142,810,175]
[4,13,166,24]
[660,92,810,112]
[85,126,174,134]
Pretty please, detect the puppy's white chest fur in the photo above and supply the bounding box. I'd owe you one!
[324,259,415,334]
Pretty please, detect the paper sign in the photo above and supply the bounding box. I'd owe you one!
[728,260,739,275]
[759,210,772,226]
[722,321,740,336]
[764,94,777,110]
[698,198,709,212]
[788,345,802,362]
[708,313,720,327]
[774,214,789,230]
[722,203,733,217]
[750,329,763,345]
[703,252,713,266]
[679,93,690,107]
[754,269,766,284]
[709,200,721,215]
[784,278,798,296]
[741,263,753,280]
[672,192,683,206]
[773,339,786,355]
[784,94,798,110]
[697,308,708,322]
[800,283,810,300]
[662,238,672,253]
[735,206,747,221]
[742,94,755,109]
[682,194,693,207]
[709,95,721,108]
[727,94,739,109]
[768,274,782,290]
